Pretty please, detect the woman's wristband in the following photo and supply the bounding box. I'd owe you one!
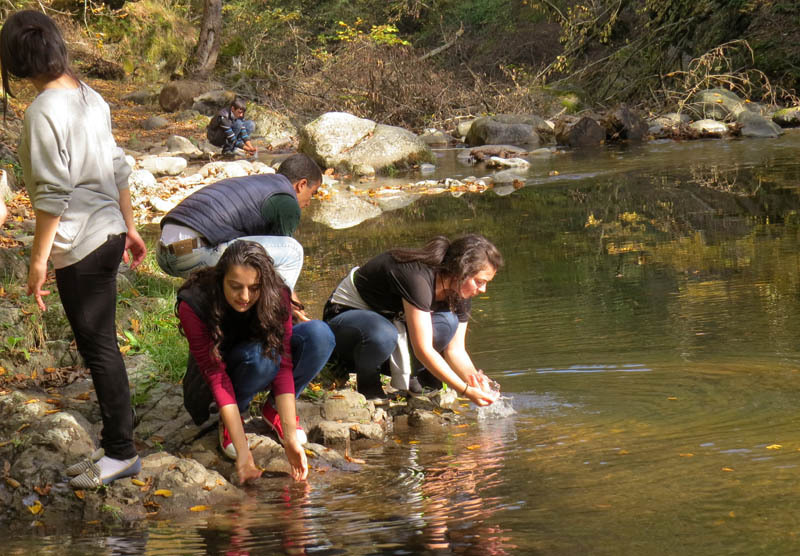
[461,383,469,396]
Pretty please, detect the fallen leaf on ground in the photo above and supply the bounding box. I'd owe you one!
[154,489,173,497]
[131,479,146,487]
[5,477,20,488]
[74,490,85,499]
[27,500,43,515]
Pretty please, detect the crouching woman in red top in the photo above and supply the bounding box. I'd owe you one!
[176,240,334,483]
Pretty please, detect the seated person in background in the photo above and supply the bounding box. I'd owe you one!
[177,240,334,483]
[323,234,503,405]
[207,96,256,156]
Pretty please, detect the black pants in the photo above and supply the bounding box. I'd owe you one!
[55,233,136,460]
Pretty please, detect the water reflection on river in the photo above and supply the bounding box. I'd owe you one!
[9,131,800,554]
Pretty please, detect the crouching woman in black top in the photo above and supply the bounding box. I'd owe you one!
[323,234,503,405]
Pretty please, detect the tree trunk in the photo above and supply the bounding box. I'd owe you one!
[192,0,222,78]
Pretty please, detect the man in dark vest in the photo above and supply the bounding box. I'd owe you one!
[155,154,321,316]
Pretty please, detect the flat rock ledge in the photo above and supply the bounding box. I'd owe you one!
[0,377,464,530]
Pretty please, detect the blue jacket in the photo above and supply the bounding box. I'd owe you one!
[163,173,297,245]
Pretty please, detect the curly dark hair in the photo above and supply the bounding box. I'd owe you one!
[176,240,289,361]
[389,234,504,310]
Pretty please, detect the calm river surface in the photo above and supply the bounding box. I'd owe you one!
[9,131,800,554]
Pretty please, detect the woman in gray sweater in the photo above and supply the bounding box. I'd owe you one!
[1,10,146,488]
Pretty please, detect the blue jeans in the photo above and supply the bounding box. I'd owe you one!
[223,320,335,413]
[226,119,255,151]
[326,309,458,382]
[156,236,304,290]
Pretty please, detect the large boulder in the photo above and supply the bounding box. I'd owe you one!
[602,105,648,142]
[553,115,605,147]
[689,88,761,120]
[248,105,298,147]
[300,112,432,175]
[772,106,800,128]
[466,114,551,149]
[190,89,235,116]
[159,80,223,113]
[737,110,783,138]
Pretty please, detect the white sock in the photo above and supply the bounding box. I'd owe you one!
[96,455,139,479]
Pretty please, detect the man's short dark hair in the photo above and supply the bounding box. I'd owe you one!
[277,154,322,186]
[232,97,247,111]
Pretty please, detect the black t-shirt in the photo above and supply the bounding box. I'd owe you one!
[354,252,470,322]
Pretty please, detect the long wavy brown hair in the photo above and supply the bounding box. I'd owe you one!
[176,240,289,360]
[389,234,504,311]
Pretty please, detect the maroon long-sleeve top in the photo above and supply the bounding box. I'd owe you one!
[177,291,294,409]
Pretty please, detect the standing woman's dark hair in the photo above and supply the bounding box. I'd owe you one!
[177,240,289,360]
[0,10,80,114]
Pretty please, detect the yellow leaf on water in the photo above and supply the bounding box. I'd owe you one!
[154,489,173,497]
[667,396,678,401]
[721,467,734,472]
[618,449,629,455]
[131,479,146,487]
[455,424,470,428]
[766,444,782,450]
[729,511,736,518]
[452,433,467,437]
[466,444,480,450]
[408,440,419,444]
[679,453,694,457]
[27,500,43,515]
[190,505,209,512]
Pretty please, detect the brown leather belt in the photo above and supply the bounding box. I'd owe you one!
[161,237,205,256]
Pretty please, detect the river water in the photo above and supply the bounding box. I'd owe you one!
[9,131,800,554]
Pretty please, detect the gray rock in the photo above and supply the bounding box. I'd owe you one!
[466,115,547,149]
[772,106,800,127]
[420,129,450,147]
[166,135,202,157]
[602,104,648,142]
[128,169,158,197]
[456,119,475,139]
[553,115,605,147]
[248,105,298,145]
[0,168,15,200]
[320,390,372,422]
[123,89,158,105]
[690,88,752,120]
[159,80,224,113]
[0,247,27,282]
[140,156,188,177]
[300,112,432,175]
[408,409,444,428]
[689,119,729,137]
[737,110,783,138]
[308,190,382,230]
[372,191,421,212]
[142,116,170,130]
[191,89,235,116]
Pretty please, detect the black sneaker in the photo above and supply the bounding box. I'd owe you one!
[416,369,443,391]
[357,375,389,405]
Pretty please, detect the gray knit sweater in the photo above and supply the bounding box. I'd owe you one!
[18,84,131,269]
